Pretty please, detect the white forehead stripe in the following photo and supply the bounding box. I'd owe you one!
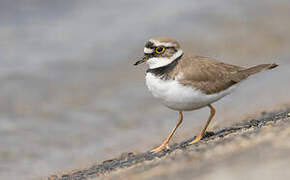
[144,47,153,54]
[149,40,175,47]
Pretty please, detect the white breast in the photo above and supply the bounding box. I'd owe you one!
[145,72,236,111]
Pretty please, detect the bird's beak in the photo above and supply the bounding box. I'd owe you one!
[134,55,148,66]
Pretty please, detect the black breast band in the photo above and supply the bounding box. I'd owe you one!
[146,53,183,80]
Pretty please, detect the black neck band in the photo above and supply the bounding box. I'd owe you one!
[146,53,183,79]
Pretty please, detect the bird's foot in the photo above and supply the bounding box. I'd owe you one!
[188,135,203,145]
[150,143,170,153]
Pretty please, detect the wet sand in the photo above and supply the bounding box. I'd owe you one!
[48,108,290,180]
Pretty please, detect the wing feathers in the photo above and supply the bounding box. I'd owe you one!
[177,55,278,94]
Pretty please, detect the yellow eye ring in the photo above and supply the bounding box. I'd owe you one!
[155,46,165,54]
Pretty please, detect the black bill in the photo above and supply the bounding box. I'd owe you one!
[134,55,149,66]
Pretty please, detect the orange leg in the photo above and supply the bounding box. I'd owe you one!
[189,104,216,145]
[151,111,183,153]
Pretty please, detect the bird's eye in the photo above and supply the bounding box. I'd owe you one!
[155,46,165,54]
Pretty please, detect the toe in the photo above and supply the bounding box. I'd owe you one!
[188,136,202,145]
[150,144,170,153]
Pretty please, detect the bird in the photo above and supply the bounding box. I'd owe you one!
[134,37,278,153]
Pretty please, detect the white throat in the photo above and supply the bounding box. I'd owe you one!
[146,49,183,69]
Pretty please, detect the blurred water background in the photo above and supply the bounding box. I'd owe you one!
[0,0,289,179]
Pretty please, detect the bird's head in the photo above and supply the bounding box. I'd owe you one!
[134,37,183,69]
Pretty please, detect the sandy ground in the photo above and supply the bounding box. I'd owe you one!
[48,108,290,180]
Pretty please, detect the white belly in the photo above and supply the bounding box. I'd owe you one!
[145,72,235,111]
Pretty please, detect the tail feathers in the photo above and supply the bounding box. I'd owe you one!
[240,63,278,76]
[231,63,278,83]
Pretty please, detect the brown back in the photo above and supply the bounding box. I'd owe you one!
[168,55,277,94]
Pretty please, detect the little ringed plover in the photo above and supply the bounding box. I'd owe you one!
[134,37,278,153]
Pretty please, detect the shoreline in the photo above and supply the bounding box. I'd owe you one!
[48,107,290,180]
